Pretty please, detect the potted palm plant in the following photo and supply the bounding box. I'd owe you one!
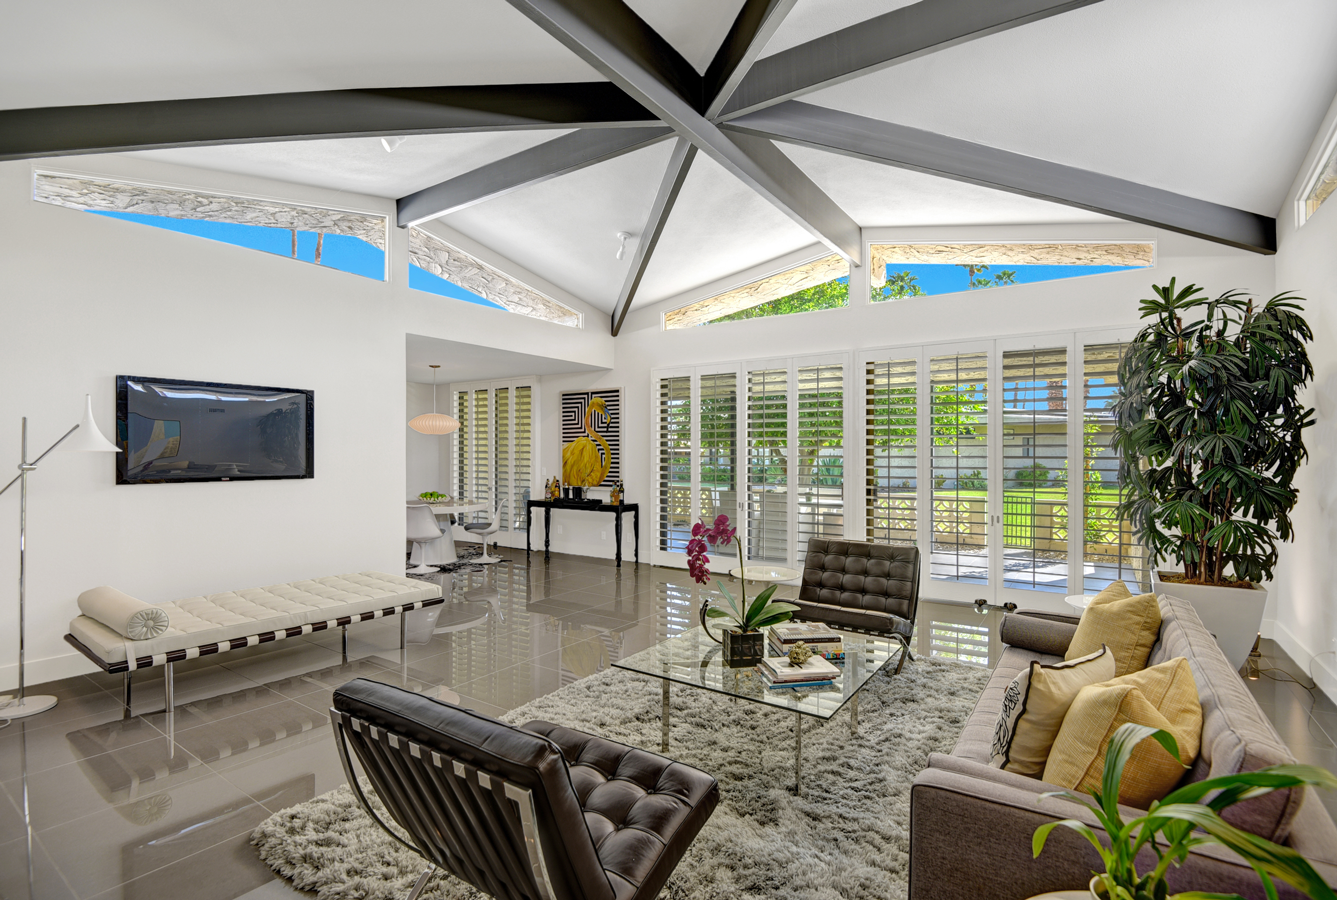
[689,515,799,666]
[1112,280,1314,668]
[1030,722,1337,899]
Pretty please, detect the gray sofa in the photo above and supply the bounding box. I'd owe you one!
[909,594,1337,900]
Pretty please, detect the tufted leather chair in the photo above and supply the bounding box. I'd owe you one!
[331,678,718,900]
[795,537,920,673]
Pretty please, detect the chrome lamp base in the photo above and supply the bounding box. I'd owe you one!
[0,694,58,718]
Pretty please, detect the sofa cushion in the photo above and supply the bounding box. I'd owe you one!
[1043,657,1202,809]
[1152,594,1304,842]
[955,645,1056,764]
[1067,581,1161,676]
[991,645,1116,777]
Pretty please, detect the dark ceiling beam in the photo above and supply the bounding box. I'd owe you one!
[611,139,697,336]
[397,125,672,227]
[724,102,1276,254]
[703,0,800,118]
[717,0,1107,121]
[502,0,862,263]
[0,83,656,161]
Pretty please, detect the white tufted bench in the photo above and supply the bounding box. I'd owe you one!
[65,572,443,714]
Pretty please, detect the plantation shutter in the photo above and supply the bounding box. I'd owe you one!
[494,387,510,531]
[657,375,692,553]
[454,390,469,499]
[795,362,844,565]
[1001,347,1069,592]
[929,351,990,584]
[699,372,738,559]
[1082,342,1148,591]
[746,367,789,563]
[513,386,532,532]
[864,357,918,545]
[470,389,491,511]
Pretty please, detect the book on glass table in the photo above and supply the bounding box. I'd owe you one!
[767,636,845,661]
[759,654,841,683]
[768,622,844,646]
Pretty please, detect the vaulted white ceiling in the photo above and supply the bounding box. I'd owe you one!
[7,0,1337,321]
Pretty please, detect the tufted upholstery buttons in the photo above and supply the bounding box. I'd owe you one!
[797,538,920,639]
[525,721,719,900]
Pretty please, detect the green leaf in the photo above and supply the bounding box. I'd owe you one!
[1033,819,1107,860]
[1102,724,1183,824]
[744,584,779,627]
[704,607,730,618]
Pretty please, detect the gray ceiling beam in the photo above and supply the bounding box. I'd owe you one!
[611,139,697,336]
[717,0,1107,121]
[703,0,800,118]
[0,83,656,161]
[397,125,672,227]
[502,0,862,263]
[724,102,1276,254]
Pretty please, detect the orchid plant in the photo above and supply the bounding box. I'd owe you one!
[688,515,798,634]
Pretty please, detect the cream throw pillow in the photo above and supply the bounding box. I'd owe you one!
[990,645,1115,776]
[1066,580,1162,676]
[1043,657,1202,809]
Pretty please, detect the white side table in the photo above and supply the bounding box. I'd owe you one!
[728,565,802,584]
[1065,594,1096,613]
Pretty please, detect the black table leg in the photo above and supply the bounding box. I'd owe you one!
[634,507,640,567]
[614,510,623,567]
[526,502,532,557]
[544,507,551,562]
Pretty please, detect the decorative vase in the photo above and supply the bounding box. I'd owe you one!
[1150,570,1267,670]
[571,486,584,500]
[723,629,764,668]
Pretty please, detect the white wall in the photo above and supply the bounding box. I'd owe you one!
[1270,89,1337,702]
[406,381,452,499]
[535,223,1276,617]
[0,154,613,687]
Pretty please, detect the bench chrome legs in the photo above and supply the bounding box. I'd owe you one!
[341,624,349,663]
[122,671,132,719]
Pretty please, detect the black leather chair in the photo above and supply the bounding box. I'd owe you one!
[794,537,920,674]
[331,678,719,900]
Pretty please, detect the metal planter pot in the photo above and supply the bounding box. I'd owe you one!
[723,629,764,668]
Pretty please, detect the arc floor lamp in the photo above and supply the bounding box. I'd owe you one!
[0,394,119,719]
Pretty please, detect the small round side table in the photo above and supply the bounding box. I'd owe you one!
[1064,594,1096,613]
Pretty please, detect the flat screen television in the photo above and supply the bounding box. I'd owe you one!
[116,375,314,484]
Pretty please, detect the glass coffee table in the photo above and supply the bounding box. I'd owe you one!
[613,626,907,792]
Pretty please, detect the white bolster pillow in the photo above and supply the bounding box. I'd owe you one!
[78,586,171,640]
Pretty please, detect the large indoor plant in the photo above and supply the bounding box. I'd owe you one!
[1031,722,1337,900]
[1112,280,1314,667]
[689,515,798,666]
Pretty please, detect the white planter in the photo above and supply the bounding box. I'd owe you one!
[1150,571,1266,671]
[1027,876,1101,899]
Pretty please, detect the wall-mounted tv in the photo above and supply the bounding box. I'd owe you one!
[116,376,314,484]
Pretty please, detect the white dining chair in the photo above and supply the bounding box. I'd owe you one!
[407,503,455,573]
[463,498,507,565]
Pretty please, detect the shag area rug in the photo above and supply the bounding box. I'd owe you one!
[252,657,990,900]
[406,544,492,575]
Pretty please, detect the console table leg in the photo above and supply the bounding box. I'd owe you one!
[794,711,802,793]
[661,680,671,753]
[634,508,640,567]
[850,693,859,735]
[614,511,623,568]
[544,510,551,562]
[525,504,532,558]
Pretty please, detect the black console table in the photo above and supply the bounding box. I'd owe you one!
[526,500,639,567]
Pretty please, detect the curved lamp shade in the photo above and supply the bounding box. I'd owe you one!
[409,413,460,435]
[61,394,121,453]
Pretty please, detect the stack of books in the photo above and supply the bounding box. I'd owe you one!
[767,622,845,662]
[758,653,841,690]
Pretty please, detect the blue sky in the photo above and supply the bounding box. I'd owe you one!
[878,263,1144,298]
[92,210,507,309]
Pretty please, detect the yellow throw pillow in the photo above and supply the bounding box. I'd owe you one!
[1042,657,1202,809]
[990,645,1117,777]
[1066,581,1161,676]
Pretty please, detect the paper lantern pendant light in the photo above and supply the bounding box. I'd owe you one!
[409,365,459,435]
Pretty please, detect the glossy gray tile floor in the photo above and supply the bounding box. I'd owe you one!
[0,549,1331,899]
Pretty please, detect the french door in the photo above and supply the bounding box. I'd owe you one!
[858,328,1143,607]
[651,354,851,573]
[451,377,538,548]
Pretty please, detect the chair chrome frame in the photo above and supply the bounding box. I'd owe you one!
[331,708,559,900]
